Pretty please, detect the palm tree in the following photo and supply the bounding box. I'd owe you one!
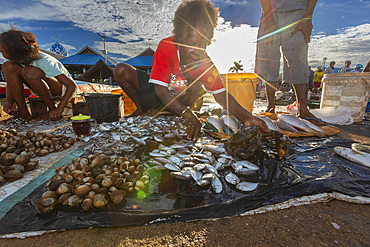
[229,60,244,73]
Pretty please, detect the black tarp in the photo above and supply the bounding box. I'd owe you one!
[0,137,369,235]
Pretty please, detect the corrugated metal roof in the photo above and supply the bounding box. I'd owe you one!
[59,54,116,66]
[125,56,153,67]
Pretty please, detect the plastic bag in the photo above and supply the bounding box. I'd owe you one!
[287,101,298,115]
[310,107,354,125]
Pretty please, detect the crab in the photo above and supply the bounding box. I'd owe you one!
[225,126,290,160]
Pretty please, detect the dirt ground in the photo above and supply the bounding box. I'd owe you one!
[0,112,369,246]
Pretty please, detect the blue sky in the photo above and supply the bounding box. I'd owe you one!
[1,0,370,73]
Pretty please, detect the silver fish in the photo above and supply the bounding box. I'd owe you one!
[352,143,370,154]
[258,116,280,132]
[220,115,240,133]
[211,175,223,193]
[164,163,181,172]
[275,119,299,133]
[202,173,215,181]
[193,164,206,171]
[204,164,219,176]
[236,181,258,192]
[191,169,203,182]
[277,114,315,134]
[207,116,225,133]
[334,146,370,168]
[225,172,241,185]
[171,171,192,179]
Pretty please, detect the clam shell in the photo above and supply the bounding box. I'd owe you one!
[39,197,58,208]
[101,176,114,188]
[81,198,93,211]
[93,194,109,208]
[14,154,30,165]
[75,184,91,197]
[56,183,73,195]
[110,190,126,204]
[3,170,23,181]
[38,149,49,157]
[24,160,39,172]
[59,193,72,205]
[68,195,83,206]
[41,190,58,199]
[0,153,18,166]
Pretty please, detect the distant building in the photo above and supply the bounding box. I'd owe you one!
[59,46,117,84]
[50,40,69,57]
[125,47,154,74]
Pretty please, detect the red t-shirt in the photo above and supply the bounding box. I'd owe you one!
[149,37,225,96]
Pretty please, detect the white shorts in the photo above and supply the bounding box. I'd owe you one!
[255,9,309,84]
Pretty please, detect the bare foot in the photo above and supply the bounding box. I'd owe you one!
[298,112,327,126]
[265,107,275,113]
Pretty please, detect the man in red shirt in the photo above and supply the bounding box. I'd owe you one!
[114,0,268,140]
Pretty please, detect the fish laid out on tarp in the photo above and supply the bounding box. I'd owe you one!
[334,146,370,168]
[275,119,299,133]
[277,114,323,137]
[257,116,280,132]
[351,143,370,154]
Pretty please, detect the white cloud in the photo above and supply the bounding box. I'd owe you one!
[0,2,66,21]
[309,23,370,67]
[37,0,182,58]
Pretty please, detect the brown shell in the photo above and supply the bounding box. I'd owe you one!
[41,190,58,199]
[48,174,64,191]
[39,197,58,208]
[3,170,23,181]
[24,160,39,172]
[93,194,109,208]
[38,149,49,157]
[56,183,73,195]
[81,198,93,211]
[0,176,5,186]
[68,195,83,206]
[110,190,126,204]
[62,173,74,183]
[75,184,91,197]
[84,191,96,200]
[101,176,114,188]
[0,153,18,166]
[59,193,72,205]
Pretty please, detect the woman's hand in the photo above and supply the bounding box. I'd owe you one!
[243,115,270,132]
[183,109,202,141]
[3,101,18,115]
[48,107,63,121]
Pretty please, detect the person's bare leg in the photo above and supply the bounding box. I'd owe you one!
[293,83,326,125]
[2,61,32,120]
[265,81,277,113]
[22,66,57,117]
[113,63,145,117]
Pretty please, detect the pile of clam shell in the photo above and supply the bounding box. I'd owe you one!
[37,154,149,213]
[0,129,75,186]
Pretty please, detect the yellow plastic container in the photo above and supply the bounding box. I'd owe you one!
[321,73,370,122]
[222,73,258,113]
[111,89,137,115]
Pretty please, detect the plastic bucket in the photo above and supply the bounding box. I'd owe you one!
[111,89,137,115]
[321,72,370,122]
[222,73,257,113]
[83,93,124,123]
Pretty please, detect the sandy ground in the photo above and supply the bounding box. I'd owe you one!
[0,101,369,247]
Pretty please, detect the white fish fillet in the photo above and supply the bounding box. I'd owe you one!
[334,146,370,168]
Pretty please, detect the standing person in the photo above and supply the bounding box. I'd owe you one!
[0,29,76,121]
[308,66,314,91]
[339,60,352,73]
[313,67,324,95]
[324,61,335,74]
[114,0,268,141]
[255,0,324,125]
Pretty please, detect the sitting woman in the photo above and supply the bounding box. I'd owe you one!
[0,29,76,120]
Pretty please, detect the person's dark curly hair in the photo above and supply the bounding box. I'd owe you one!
[173,0,218,44]
[0,29,40,65]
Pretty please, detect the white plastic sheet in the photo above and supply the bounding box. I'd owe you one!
[310,106,355,125]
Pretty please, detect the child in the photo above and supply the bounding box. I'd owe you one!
[114,0,268,141]
[0,29,76,121]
